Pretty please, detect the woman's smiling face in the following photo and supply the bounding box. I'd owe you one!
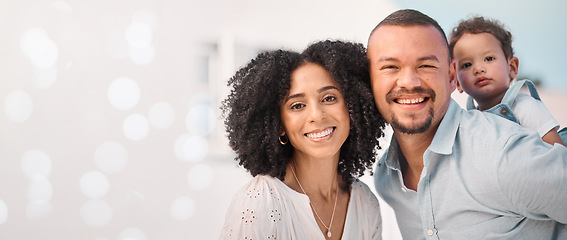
[280,62,350,160]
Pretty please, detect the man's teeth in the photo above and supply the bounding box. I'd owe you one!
[398,98,425,104]
[306,128,334,139]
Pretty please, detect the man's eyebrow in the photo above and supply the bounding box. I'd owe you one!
[377,57,399,62]
[418,55,439,62]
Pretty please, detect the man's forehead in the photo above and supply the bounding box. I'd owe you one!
[370,24,444,43]
[368,25,449,61]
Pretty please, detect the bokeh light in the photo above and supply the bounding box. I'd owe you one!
[170,196,195,220]
[94,141,128,174]
[31,66,57,89]
[187,164,213,191]
[80,171,110,199]
[50,1,73,13]
[148,101,175,129]
[27,176,53,202]
[174,134,208,162]
[107,77,140,110]
[21,149,51,179]
[125,22,152,48]
[129,44,155,65]
[80,199,113,228]
[186,103,216,136]
[4,90,33,123]
[20,28,58,69]
[123,113,150,141]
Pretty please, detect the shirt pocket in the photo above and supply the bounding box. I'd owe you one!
[451,216,525,240]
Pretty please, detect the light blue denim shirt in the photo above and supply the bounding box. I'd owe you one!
[375,99,567,240]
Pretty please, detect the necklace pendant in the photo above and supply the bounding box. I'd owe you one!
[327,230,332,238]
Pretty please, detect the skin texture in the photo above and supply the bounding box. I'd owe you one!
[280,62,350,163]
[368,24,457,190]
[452,32,518,111]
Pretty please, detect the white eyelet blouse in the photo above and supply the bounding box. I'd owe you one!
[220,175,382,240]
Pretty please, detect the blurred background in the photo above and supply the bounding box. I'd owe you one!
[0,0,565,239]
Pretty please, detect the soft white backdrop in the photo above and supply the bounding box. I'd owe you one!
[0,1,565,239]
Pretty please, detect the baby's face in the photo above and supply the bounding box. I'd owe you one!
[452,33,517,106]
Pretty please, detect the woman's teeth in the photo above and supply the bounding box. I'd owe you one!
[306,128,334,139]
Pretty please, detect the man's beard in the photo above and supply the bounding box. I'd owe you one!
[385,87,435,134]
[390,108,434,134]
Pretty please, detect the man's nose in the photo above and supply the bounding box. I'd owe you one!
[397,69,422,88]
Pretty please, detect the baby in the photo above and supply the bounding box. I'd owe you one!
[449,16,564,146]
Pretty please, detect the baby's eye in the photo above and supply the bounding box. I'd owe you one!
[484,56,495,62]
[322,95,337,103]
[461,62,472,69]
[290,103,305,110]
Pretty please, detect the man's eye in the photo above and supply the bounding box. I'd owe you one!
[485,56,495,62]
[461,62,472,69]
[381,65,398,70]
[420,64,436,69]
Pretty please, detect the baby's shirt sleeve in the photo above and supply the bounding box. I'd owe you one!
[513,93,559,137]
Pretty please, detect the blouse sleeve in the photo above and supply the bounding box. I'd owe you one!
[219,176,284,240]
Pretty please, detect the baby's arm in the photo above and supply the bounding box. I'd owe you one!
[542,129,565,146]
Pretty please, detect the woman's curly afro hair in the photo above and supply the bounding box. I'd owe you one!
[222,40,386,184]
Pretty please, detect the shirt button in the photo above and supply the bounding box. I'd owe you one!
[401,188,407,192]
[500,107,508,115]
[427,229,433,236]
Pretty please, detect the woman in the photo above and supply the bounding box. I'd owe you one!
[220,40,386,239]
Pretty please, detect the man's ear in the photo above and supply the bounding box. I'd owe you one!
[449,60,461,93]
[508,57,519,80]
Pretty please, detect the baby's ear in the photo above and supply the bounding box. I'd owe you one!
[508,57,519,79]
[450,60,462,93]
[456,81,464,93]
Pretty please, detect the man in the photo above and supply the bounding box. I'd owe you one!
[368,9,567,239]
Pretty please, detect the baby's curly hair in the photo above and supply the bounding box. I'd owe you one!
[222,40,386,184]
[449,16,514,59]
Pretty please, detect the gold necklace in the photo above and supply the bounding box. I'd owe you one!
[290,161,338,238]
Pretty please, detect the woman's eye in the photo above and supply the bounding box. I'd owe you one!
[322,95,337,102]
[461,62,472,69]
[485,56,495,62]
[290,103,305,110]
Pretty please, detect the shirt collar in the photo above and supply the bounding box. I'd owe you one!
[427,99,462,155]
[383,136,401,170]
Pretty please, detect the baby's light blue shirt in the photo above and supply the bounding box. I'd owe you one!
[375,99,567,240]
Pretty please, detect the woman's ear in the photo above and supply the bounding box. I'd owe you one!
[508,57,519,80]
